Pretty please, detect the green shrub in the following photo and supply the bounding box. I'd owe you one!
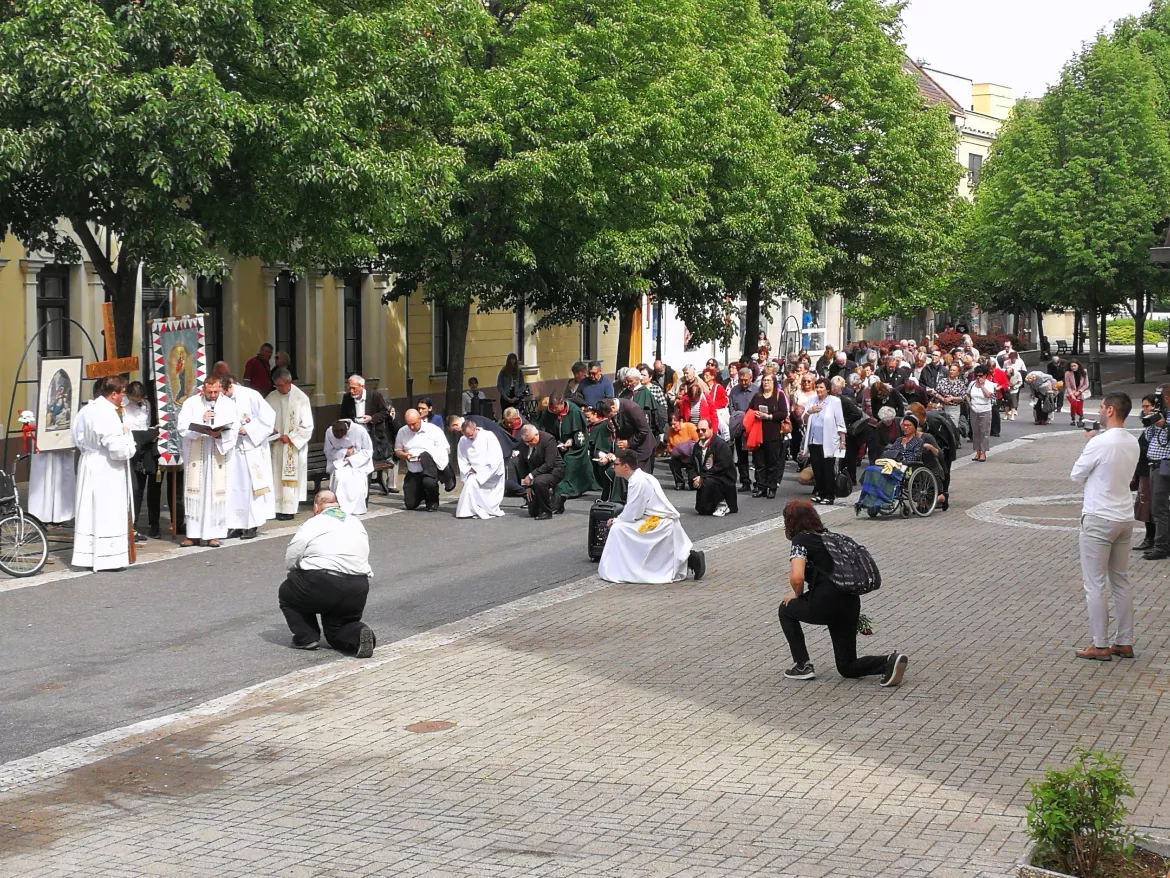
[1105,318,1168,345]
[1026,749,1138,876]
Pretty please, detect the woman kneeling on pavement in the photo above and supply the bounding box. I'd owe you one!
[778,499,908,686]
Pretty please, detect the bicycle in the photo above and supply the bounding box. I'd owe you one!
[0,453,50,577]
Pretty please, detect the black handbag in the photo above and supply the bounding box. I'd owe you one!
[835,460,854,498]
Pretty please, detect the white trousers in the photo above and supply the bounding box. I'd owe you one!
[1078,514,1135,648]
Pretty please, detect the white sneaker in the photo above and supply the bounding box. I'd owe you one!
[713,502,730,517]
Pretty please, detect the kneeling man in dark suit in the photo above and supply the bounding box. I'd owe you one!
[518,424,565,519]
[688,419,739,517]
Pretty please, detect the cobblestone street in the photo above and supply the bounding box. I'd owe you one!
[2,423,1169,877]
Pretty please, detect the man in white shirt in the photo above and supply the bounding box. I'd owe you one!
[1070,392,1140,661]
[394,409,451,511]
[279,489,375,657]
[599,450,706,584]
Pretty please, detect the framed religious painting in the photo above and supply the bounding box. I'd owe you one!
[35,356,84,452]
[151,315,207,465]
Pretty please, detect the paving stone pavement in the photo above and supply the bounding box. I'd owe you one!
[2,425,1169,877]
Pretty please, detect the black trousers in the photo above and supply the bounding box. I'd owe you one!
[809,445,836,500]
[279,567,373,654]
[734,434,753,487]
[752,439,784,490]
[695,478,737,515]
[505,456,526,497]
[135,468,184,532]
[843,432,863,483]
[403,471,439,510]
[778,586,887,678]
[668,452,692,488]
[526,473,561,516]
[990,403,1001,437]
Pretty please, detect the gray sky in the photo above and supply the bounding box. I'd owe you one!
[902,0,1152,98]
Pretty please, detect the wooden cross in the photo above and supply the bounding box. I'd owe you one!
[86,302,140,378]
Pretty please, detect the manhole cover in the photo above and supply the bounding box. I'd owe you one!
[405,720,455,734]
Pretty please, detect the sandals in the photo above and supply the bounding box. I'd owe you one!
[180,539,197,548]
[206,540,222,548]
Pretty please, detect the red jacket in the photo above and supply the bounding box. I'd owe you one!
[742,408,764,450]
[699,384,728,424]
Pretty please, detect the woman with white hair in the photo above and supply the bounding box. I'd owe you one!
[801,377,847,506]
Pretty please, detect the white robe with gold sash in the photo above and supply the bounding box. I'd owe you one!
[178,394,238,540]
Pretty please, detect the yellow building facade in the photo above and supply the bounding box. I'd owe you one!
[0,227,620,462]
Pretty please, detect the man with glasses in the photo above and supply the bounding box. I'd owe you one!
[577,361,615,409]
[687,418,738,517]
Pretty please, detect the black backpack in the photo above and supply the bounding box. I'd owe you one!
[819,531,882,596]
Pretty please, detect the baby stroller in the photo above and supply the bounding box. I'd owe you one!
[1026,372,1060,425]
[854,458,937,519]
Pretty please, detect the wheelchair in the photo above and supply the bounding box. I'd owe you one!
[854,459,938,520]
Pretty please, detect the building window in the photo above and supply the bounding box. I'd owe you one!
[581,319,600,361]
[433,304,450,374]
[801,298,827,353]
[274,270,297,379]
[968,153,983,187]
[197,276,224,366]
[343,275,363,377]
[36,266,70,358]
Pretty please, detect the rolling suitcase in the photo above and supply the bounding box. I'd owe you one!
[588,500,624,561]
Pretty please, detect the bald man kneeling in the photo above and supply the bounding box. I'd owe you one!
[279,490,376,657]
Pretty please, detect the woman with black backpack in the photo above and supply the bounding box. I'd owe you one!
[778,499,909,686]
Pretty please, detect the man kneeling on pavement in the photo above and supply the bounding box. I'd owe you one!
[279,490,376,657]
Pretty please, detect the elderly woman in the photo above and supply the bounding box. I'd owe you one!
[699,366,730,439]
[750,372,789,498]
[778,499,908,685]
[931,362,966,426]
[801,377,847,506]
[674,365,707,425]
[1024,370,1060,426]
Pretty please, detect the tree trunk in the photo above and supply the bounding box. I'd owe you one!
[1134,290,1146,385]
[1086,301,1102,396]
[743,276,763,359]
[71,219,138,363]
[1073,310,1081,354]
[443,299,472,421]
[1100,312,1108,354]
[1036,308,1046,356]
[616,296,639,370]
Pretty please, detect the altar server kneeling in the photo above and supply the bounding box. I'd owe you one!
[325,420,374,515]
[598,449,706,584]
[455,417,505,519]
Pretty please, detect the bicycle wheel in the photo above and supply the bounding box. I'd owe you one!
[908,468,938,517]
[0,513,49,577]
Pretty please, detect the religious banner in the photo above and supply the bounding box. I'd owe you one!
[35,356,83,452]
[151,315,206,465]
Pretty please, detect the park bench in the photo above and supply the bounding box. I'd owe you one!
[1054,339,1071,355]
[307,442,396,496]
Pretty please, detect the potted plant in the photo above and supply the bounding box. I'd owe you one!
[1017,749,1170,877]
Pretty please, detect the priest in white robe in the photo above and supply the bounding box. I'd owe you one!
[455,418,505,519]
[72,377,136,571]
[223,377,276,538]
[598,449,705,584]
[266,369,314,520]
[324,420,374,515]
[178,376,238,547]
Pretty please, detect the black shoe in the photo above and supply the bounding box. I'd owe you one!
[1134,539,1153,552]
[425,504,439,512]
[241,528,257,540]
[766,488,777,500]
[226,529,241,539]
[674,481,686,491]
[784,662,816,680]
[387,486,400,494]
[148,527,161,540]
[554,495,566,514]
[751,489,765,498]
[291,639,319,650]
[880,652,908,687]
[276,513,294,521]
[134,531,147,543]
[738,484,754,494]
[535,512,553,520]
[688,550,706,581]
[1143,550,1169,560]
[355,627,376,659]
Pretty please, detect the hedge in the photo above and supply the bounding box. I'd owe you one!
[1105,318,1167,345]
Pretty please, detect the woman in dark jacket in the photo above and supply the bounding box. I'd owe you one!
[750,372,789,498]
[1134,394,1157,551]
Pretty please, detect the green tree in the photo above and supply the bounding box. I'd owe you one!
[0,0,466,359]
[376,0,723,413]
[965,31,1170,388]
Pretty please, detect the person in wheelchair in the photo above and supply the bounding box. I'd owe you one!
[855,414,942,517]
